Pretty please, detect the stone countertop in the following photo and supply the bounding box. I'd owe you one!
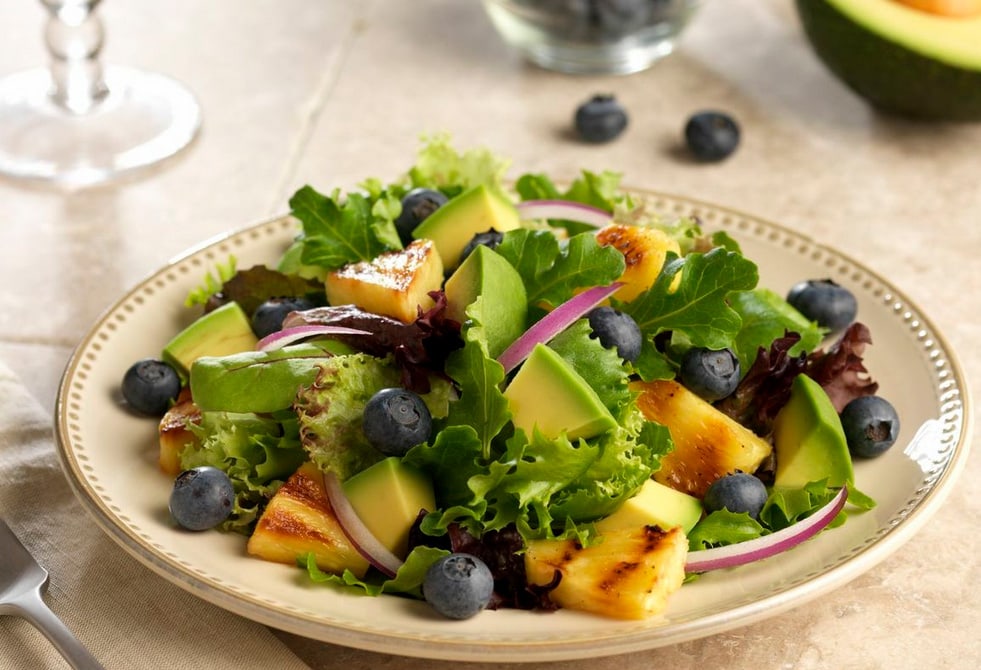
[0,1,977,668]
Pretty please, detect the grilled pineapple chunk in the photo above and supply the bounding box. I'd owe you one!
[325,239,443,323]
[247,462,370,577]
[157,388,200,475]
[596,224,681,303]
[634,380,772,498]
[525,525,687,619]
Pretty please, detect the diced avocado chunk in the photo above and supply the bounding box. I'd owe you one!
[411,184,521,269]
[342,457,435,558]
[162,302,258,377]
[189,343,348,413]
[773,374,854,489]
[596,479,703,534]
[444,245,527,358]
[504,344,617,441]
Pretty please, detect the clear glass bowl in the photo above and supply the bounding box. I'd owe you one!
[482,0,703,75]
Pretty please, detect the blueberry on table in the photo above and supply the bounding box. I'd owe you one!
[169,466,235,531]
[121,358,181,415]
[423,553,494,620]
[586,306,643,363]
[703,472,768,520]
[459,228,505,264]
[679,347,740,401]
[394,188,448,245]
[362,387,433,456]
[684,111,740,161]
[786,279,858,332]
[251,296,315,339]
[574,94,629,143]
[840,395,900,459]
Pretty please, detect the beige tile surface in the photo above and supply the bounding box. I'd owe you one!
[0,0,977,668]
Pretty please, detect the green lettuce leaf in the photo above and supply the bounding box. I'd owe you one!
[618,248,759,380]
[729,288,825,372]
[688,510,766,551]
[294,354,451,480]
[408,132,510,197]
[442,298,511,459]
[182,410,306,532]
[290,187,401,271]
[495,229,624,308]
[546,320,633,420]
[299,545,449,598]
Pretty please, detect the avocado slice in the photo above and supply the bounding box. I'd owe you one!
[411,184,521,269]
[504,343,617,441]
[797,0,981,120]
[444,244,527,358]
[596,479,703,534]
[772,374,854,489]
[162,302,259,378]
[342,457,436,558]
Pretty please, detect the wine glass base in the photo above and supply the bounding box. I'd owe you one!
[0,65,201,187]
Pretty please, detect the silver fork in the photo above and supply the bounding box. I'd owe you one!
[0,518,105,669]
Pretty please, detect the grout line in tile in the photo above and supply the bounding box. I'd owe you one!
[266,5,375,216]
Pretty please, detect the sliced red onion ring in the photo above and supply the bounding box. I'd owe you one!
[256,325,372,352]
[322,470,404,578]
[685,486,849,573]
[497,283,622,373]
[516,200,612,229]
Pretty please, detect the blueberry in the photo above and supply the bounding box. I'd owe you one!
[703,473,768,520]
[586,307,643,363]
[840,395,900,459]
[460,229,505,264]
[422,553,494,620]
[394,188,448,245]
[362,388,433,456]
[252,297,315,339]
[786,279,858,332]
[574,94,628,143]
[121,358,181,415]
[679,347,740,401]
[169,466,235,531]
[684,111,740,161]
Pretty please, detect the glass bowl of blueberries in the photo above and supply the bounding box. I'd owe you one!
[482,0,703,75]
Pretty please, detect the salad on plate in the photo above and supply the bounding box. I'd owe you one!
[120,135,897,621]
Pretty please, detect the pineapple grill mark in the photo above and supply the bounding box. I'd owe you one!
[332,241,431,291]
[596,228,644,267]
[635,379,773,498]
[550,525,670,593]
[253,473,337,545]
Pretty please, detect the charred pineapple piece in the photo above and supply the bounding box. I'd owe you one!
[247,462,370,577]
[524,525,688,620]
[634,379,772,498]
[596,224,681,303]
[324,239,443,323]
[157,387,201,476]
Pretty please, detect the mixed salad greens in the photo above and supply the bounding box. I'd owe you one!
[126,134,891,620]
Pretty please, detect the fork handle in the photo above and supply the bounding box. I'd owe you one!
[8,589,105,670]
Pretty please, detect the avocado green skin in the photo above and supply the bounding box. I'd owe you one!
[796,0,981,121]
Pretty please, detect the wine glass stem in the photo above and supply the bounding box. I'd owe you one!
[43,0,109,114]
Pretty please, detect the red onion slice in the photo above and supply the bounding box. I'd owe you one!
[516,200,613,229]
[685,486,849,573]
[322,470,404,578]
[256,325,372,352]
[497,283,622,373]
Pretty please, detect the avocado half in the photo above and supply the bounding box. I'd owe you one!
[796,0,981,120]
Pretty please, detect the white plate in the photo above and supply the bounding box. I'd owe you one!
[55,192,972,662]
